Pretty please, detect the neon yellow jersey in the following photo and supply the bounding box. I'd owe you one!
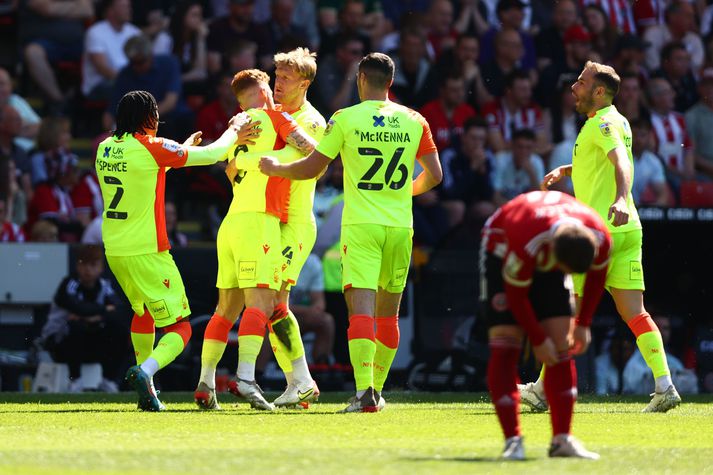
[316,100,437,228]
[287,100,325,224]
[572,105,641,233]
[226,108,299,219]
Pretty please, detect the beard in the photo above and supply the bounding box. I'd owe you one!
[574,90,595,115]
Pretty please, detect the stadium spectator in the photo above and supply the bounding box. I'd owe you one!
[0,158,27,227]
[224,40,259,77]
[425,0,458,60]
[40,245,128,392]
[165,200,188,248]
[622,315,698,395]
[30,219,59,242]
[534,0,578,70]
[254,0,319,51]
[206,0,274,74]
[388,28,437,109]
[482,70,546,154]
[595,329,635,395]
[265,0,311,52]
[319,0,372,57]
[0,196,25,242]
[81,216,102,244]
[452,0,489,36]
[380,0,430,32]
[0,104,32,206]
[439,117,496,220]
[436,32,492,108]
[547,84,581,146]
[30,116,76,186]
[582,3,620,62]
[312,34,363,116]
[646,77,695,181]
[656,42,698,113]
[377,10,429,56]
[168,1,209,96]
[81,0,140,102]
[580,0,635,35]
[109,35,193,141]
[0,67,41,151]
[632,0,666,33]
[685,69,713,179]
[20,0,94,107]
[492,128,544,205]
[610,34,650,81]
[643,1,703,72]
[419,74,476,152]
[536,25,592,109]
[630,117,670,206]
[27,152,83,242]
[547,139,575,195]
[70,168,102,228]
[195,72,240,144]
[479,0,536,71]
[480,28,531,99]
[288,253,335,366]
[137,5,172,55]
[613,72,649,122]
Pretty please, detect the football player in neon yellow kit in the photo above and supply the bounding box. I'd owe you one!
[194,68,320,411]
[97,90,253,411]
[524,61,681,413]
[260,53,443,412]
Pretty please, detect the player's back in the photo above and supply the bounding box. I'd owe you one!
[325,100,432,228]
[96,133,178,256]
[227,108,296,218]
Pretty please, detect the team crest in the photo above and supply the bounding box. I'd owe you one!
[324,119,335,136]
[599,122,612,137]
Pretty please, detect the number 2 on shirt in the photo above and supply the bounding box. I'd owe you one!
[104,175,128,220]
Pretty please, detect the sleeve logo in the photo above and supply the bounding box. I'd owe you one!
[599,122,612,137]
[162,140,181,152]
[282,111,295,122]
[324,119,335,136]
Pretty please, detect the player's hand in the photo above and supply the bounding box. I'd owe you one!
[225,159,238,185]
[183,131,202,147]
[540,167,563,190]
[259,156,280,176]
[533,337,558,366]
[608,197,630,226]
[571,325,591,355]
[235,120,262,147]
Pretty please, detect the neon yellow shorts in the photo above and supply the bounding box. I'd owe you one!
[280,220,317,289]
[216,212,281,290]
[107,251,190,328]
[573,228,645,295]
[341,224,413,293]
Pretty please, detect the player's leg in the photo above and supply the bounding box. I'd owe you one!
[481,251,525,460]
[608,230,680,412]
[340,224,383,412]
[372,226,412,408]
[131,308,155,366]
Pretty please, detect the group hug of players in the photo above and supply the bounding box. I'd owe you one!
[95,46,681,460]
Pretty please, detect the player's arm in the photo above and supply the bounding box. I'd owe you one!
[606,146,632,226]
[541,164,572,190]
[260,149,332,180]
[285,127,319,156]
[412,115,442,195]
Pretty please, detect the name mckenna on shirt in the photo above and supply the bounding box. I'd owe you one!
[358,131,411,143]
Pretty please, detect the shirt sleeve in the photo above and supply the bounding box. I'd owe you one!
[271,111,301,143]
[415,113,438,158]
[138,136,189,168]
[316,113,345,159]
[593,120,626,154]
[84,25,106,54]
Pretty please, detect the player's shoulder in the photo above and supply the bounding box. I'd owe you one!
[385,101,429,126]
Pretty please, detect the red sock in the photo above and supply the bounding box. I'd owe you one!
[544,351,577,436]
[131,308,154,334]
[162,320,192,346]
[375,315,399,349]
[238,307,269,337]
[204,313,233,342]
[487,337,522,439]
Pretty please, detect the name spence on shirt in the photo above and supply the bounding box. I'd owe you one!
[96,146,127,173]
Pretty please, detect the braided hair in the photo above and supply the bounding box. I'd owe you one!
[113,90,159,139]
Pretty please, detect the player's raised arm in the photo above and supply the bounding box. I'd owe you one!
[606,146,632,226]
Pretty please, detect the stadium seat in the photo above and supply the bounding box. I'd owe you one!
[679,181,713,207]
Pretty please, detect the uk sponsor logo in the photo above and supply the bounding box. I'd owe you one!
[372,115,385,127]
[103,147,111,158]
[387,116,400,128]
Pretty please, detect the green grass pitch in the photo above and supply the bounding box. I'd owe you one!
[1,392,712,474]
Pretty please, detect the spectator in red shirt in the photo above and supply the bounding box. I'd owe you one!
[70,170,102,228]
[419,74,477,152]
[482,70,548,155]
[581,0,636,35]
[195,71,240,144]
[0,196,25,242]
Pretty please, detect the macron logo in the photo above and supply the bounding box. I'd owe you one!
[163,279,170,288]
[263,244,270,254]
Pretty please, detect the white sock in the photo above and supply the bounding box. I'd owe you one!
[655,374,673,393]
[199,366,216,388]
[284,371,294,386]
[237,361,255,381]
[140,358,159,378]
[291,356,311,386]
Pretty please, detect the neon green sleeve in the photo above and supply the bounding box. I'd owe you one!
[315,114,345,159]
[593,121,625,154]
[184,127,237,166]
[232,146,303,171]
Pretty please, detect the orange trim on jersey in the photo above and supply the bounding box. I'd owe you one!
[343,283,353,290]
[415,114,438,158]
[154,167,170,252]
[257,283,270,288]
[265,176,290,219]
[265,109,300,145]
[135,133,189,168]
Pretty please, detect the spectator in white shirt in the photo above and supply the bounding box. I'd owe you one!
[492,128,544,205]
[630,117,670,206]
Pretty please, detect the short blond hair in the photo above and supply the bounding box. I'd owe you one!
[584,60,621,98]
[274,48,318,82]
[231,69,271,97]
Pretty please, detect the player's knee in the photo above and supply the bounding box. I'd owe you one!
[163,320,192,346]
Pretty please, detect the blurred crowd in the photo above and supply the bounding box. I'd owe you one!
[1,0,713,247]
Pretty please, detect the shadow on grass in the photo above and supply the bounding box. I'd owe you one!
[403,455,525,463]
